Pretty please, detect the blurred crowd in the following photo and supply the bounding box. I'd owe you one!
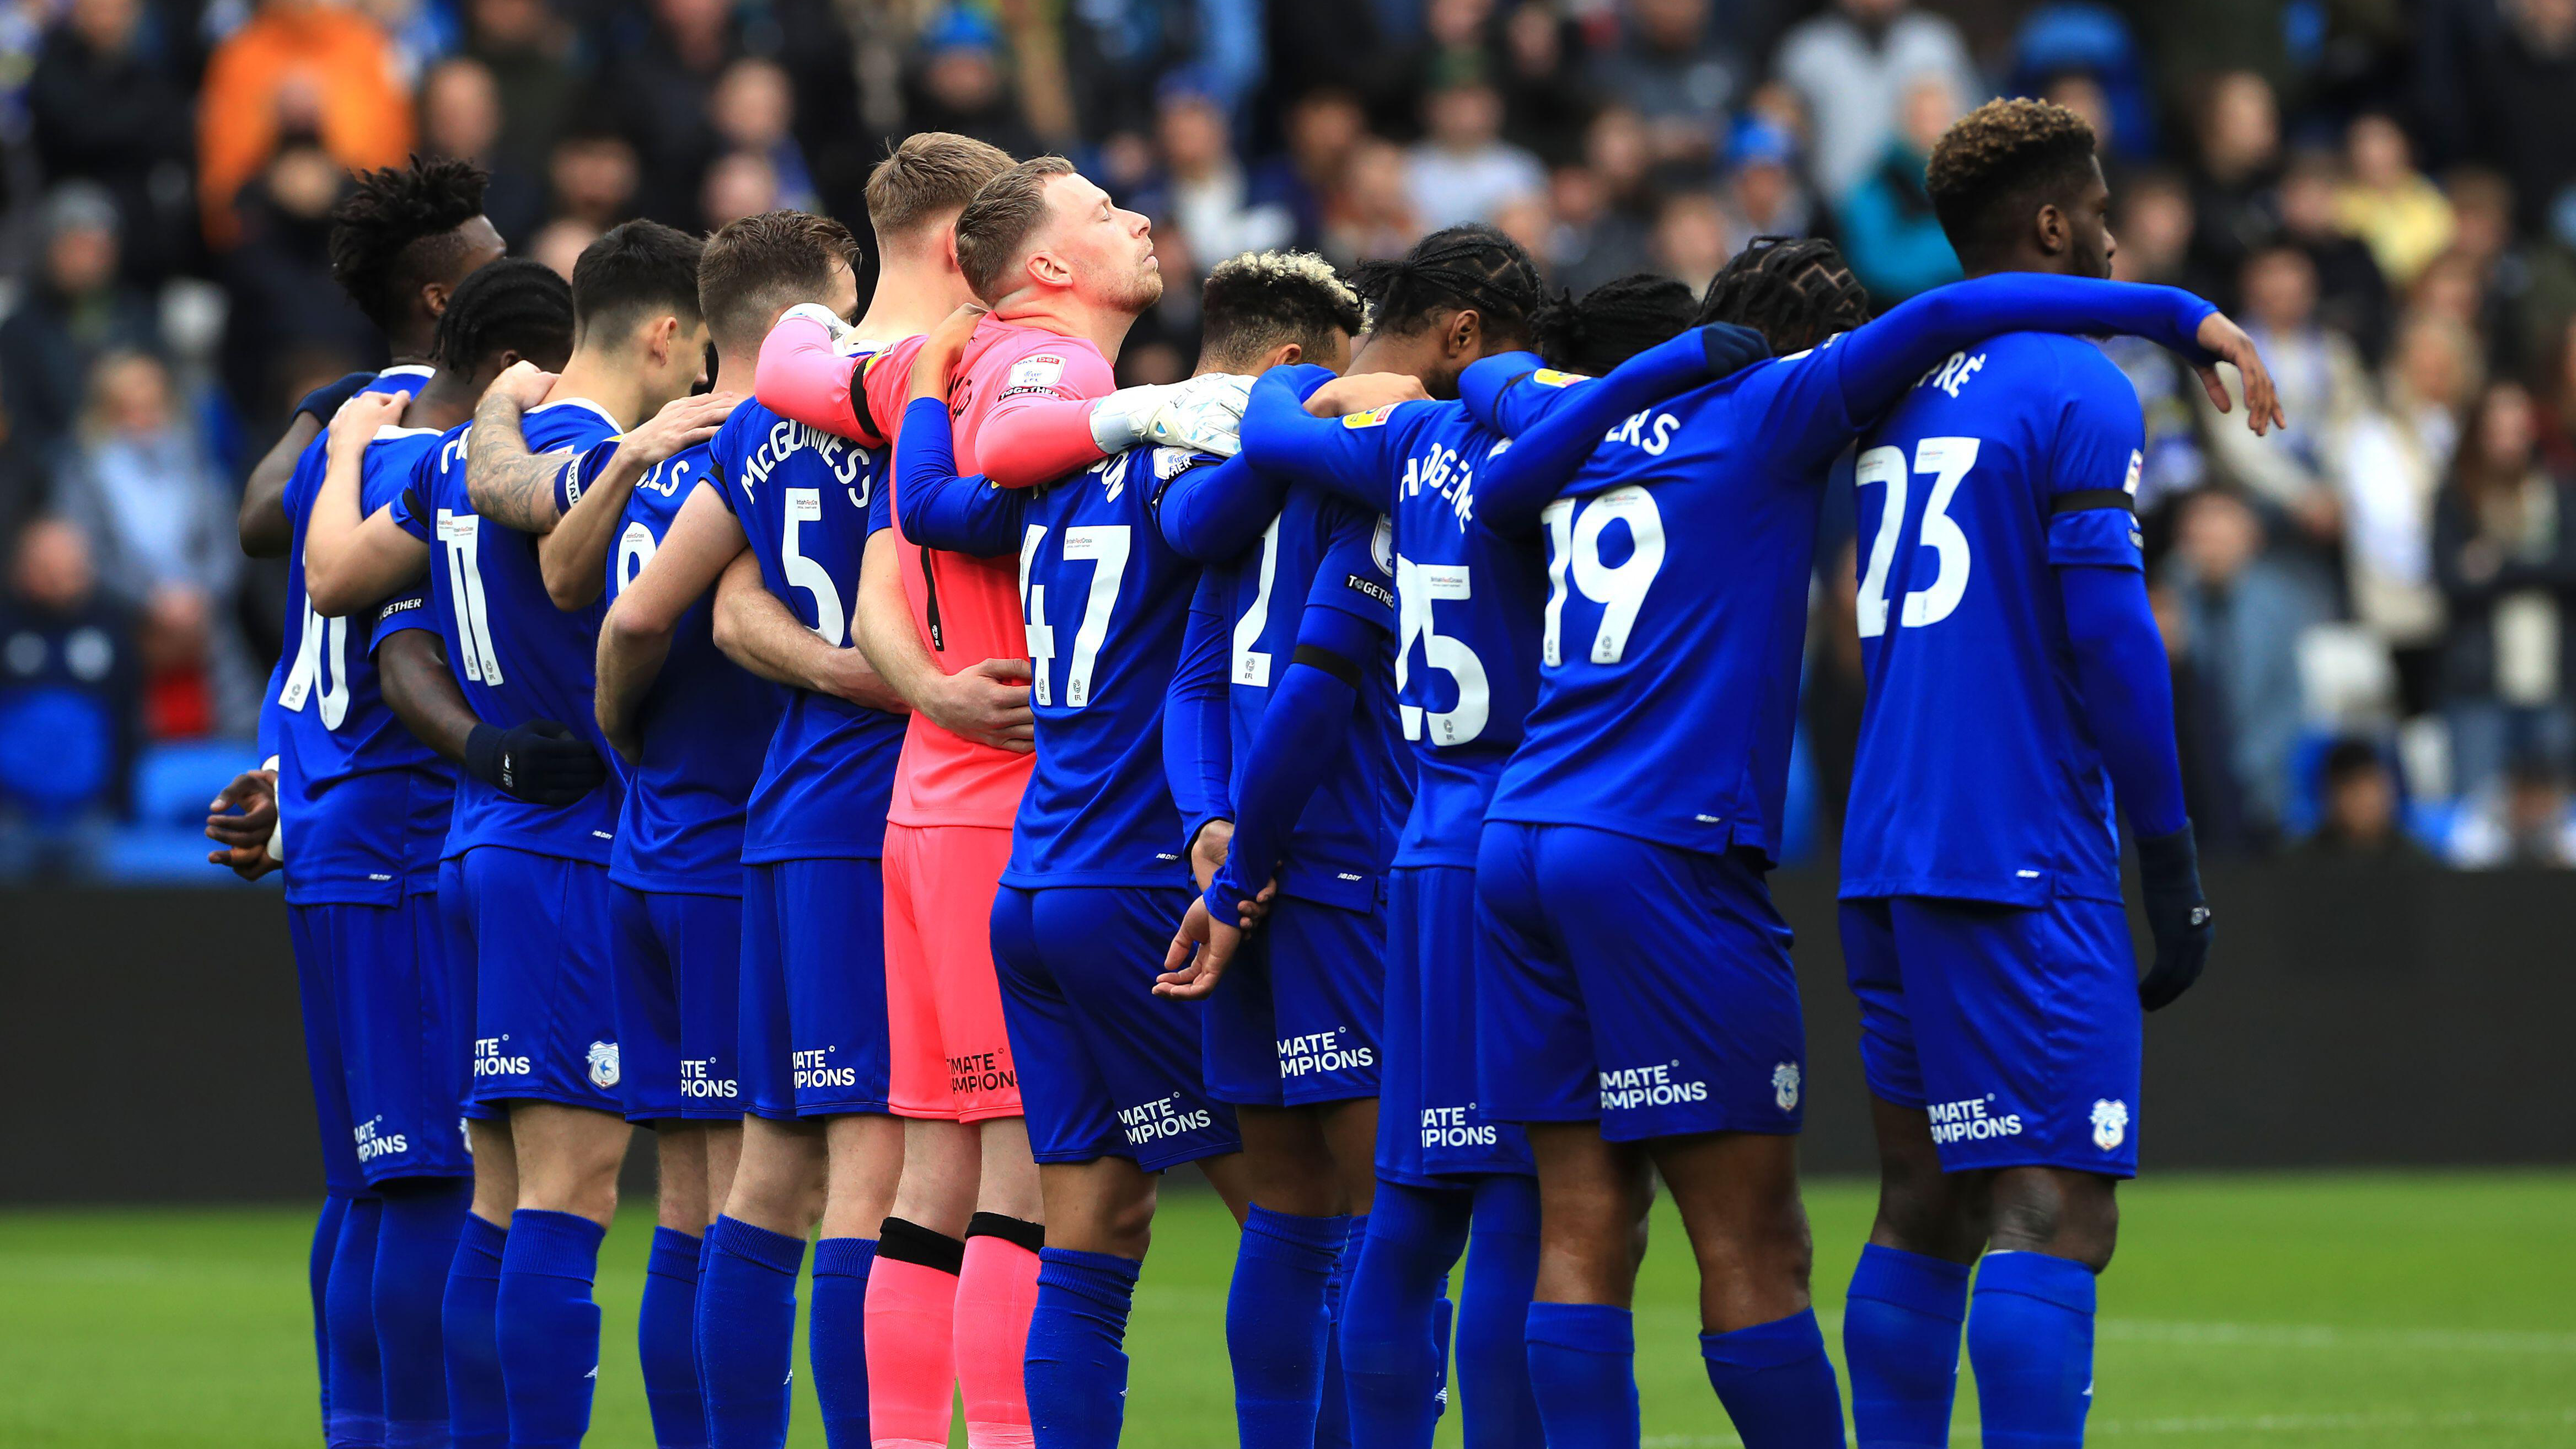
[7,0,2576,872]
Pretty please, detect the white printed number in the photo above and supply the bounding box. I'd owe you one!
[278,598,350,728]
[1539,485,1666,667]
[781,487,855,646]
[616,521,657,591]
[1231,517,1282,687]
[1855,436,1981,638]
[1020,523,1131,710]
[436,511,505,685]
[1394,557,1489,744]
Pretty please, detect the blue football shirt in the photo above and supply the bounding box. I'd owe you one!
[709,400,906,862]
[389,398,626,862]
[265,367,452,904]
[603,438,782,894]
[1839,332,2148,907]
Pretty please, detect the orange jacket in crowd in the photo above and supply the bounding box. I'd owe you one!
[198,2,415,249]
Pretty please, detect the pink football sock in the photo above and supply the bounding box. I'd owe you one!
[955,1216,1044,1449]
[866,1220,964,1449]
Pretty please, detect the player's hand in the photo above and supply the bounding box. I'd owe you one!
[2189,312,2288,437]
[623,391,742,468]
[326,390,410,466]
[910,303,988,403]
[1302,372,1430,420]
[205,769,282,880]
[1156,895,1243,1000]
[1188,819,1232,894]
[465,719,608,804]
[1698,321,1772,378]
[484,359,558,412]
[2136,823,2213,1011]
[1142,372,1254,457]
[925,657,1035,753]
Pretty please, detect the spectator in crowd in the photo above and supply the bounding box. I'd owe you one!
[527,216,597,281]
[0,518,140,877]
[2433,0,2576,236]
[546,126,640,232]
[1647,187,1731,296]
[903,6,1043,163]
[25,0,198,287]
[2542,315,2576,473]
[2164,487,2326,844]
[2279,148,2392,366]
[219,133,378,426]
[1717,116,1813,249]
[1405,63,1545,230]
[2338,113,2455,293]
[1543,162,1650,294]
[699,150,782,232]
[1251,86,1368,250]
[0,184,164,478]
[1585,0,1746,170]
[2298,738,2438,863]
[1323,136,1423,269]
[2205,244,2370,556]
[2187,69,2283,306]
[52,352,257,739]
[2106,170,2217,513]
[1141,73,1296,280]
[2342,313,2481,713]
[2450,752,2576,867]
[1775,0,1981,202]
[196,0,415,249]
[2432,379,2576,799]
[420,55,546,244]
[710,58,821,216]
[1836,71,1965,303]
[461,0,582,180]
[1496,0,1592,167]
[600,0,737,227]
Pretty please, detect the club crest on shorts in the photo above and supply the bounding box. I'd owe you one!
[586,1040,621,1090]
[2091,1098,2129,1151]
[1772,1061,1801,1112]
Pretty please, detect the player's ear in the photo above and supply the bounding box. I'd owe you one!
[2035,202,2069,258]
[1029,248,1072,289]
[422,280,454,318]
[1273,341,1303,368]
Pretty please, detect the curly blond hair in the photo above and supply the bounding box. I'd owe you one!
[1926,98,2101,259]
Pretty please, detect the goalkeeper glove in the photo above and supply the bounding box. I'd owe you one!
[1142,373,1255,457]
[466,720,608,806]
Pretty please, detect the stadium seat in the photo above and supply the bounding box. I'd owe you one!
[98,824,271,885]
[131,739,259,828]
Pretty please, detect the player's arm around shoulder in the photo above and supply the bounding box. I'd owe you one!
[303,393,429,618]
[598,478,748,757]
[542,391,743,611]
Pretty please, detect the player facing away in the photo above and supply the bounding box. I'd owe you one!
[1454,239,2280,1448]
[1217,254,1741,1449]
[1833,100,2220,1449]
[204,155,506,1449]
[587,178,997,1449]
[755,153,1234,1449]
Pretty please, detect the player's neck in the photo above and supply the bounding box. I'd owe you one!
[705,346,760,395]
[406,372,481,432]
[853,255,973,342]
[1962,254,2071,281]
[989,291,1140,363]
[543,350,648,430]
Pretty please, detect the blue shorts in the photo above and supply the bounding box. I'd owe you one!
[1203,892,1385,1108]
[288,917,366,1195]
[739,858,892,1120]
[1378,866,1531,1185]
[1840,894,2142,1177]
[438,857,502,1125]
[461,846,622,1114]
[1477,823,1806,1142]
[612,886,745,1123]
[991,884,1241,1172]
[291,894,474,1184]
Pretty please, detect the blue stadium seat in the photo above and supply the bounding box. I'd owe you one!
[131,739,260,828]
[98,824,273,885]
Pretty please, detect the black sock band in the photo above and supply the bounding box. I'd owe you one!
[964,1211,1045,1254]
[876,1216,966,1274]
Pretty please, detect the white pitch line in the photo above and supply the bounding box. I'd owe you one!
[1642,1407,2576,1446]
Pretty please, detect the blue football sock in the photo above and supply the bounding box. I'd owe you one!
[325,1195,387,1447]
[1312,1214,1365,1449]
[1700,1307,1847,1448]
[1228,1207,1350,1448]
[1844,1244,1970,1448]
[810,1236,876,1448]
[374,1179,470,1449]
[1525,1302,1639,1449]
[1341,1182,1472,1449]
[696,1214,804,1449]
[443,1212,509,1449]
[1968,1252,2099,1449]
[496,1208,608,1449]
[1026,1247,1142,1449]
[642,1227,710,1448]
[1459,1175,1544,1449]
[311,1193,355,1436]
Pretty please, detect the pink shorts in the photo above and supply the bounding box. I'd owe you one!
[882,822,1023,1121]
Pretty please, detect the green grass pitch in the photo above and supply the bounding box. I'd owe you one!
[4,1172,2570,1447]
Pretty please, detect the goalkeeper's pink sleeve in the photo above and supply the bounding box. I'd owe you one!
[753,314,870,441]
[973,388,1110,489]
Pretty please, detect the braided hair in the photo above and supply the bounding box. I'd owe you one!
[1349,224,1545,347]
[432,257,575,375]
[1529,272,1698,375]
[1697,236,1872,356]
[328,156,491,335]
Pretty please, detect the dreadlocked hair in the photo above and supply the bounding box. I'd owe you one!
[1349,224,1544,346]
[432,257,574,375]
[1697,236,1872,356]
[1530,273,1698,375]
[328,155,491,334]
